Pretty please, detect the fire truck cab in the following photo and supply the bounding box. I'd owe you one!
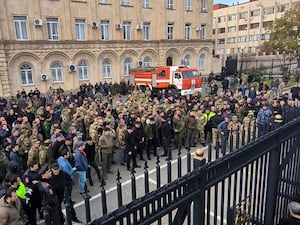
[129,66,202,96]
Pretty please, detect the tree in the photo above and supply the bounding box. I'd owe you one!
[264,2,300,56]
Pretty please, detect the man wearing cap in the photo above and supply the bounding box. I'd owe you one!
[27,139,40,167]
[23,162,42,225]
[98,128,114,179]
[38,165,62,224]
[49,163,81,224]
[74,141,89,194]
[39,140,53,167]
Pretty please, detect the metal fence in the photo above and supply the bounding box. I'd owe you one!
[52,107,300,225]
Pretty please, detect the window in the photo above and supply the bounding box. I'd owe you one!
[102,59,112,78]
[250,23,259,29]
[238,36,247,42]
[249,35,260,41]
[167,23,174,40]
[218,16,226,23]
[99,0,109,3]
[264,7,274,15]
[185,0,191,11]
[167,0,174,9]
[183,55,191,66]
[122,0,130,6]
[201,0,207,11]
[261,33,271,40]
[185,24,191,40]
[14,16,28,40]
[101,20,110,40]
[123,58,132,76]
[228,26,236,33]
[250,9,260,17]
[20,64,33,85]
[277,4,287,13]
[51,61,63,82]
[123,22,131,40]
[263,21,273,28]
[239,12,247,20]
[75,19,85,41]
[78,60,88,80]
[228,14,236,21]
[239,24,247,31]
[143,22,150,40]
[217,38,225,44]
[227,37,235,44]
[142,0,150,8]
[199,54,205,70]
[47,18,59,40]
[200,24,206,40]
[218,27,225,34]
[143,56,152,67]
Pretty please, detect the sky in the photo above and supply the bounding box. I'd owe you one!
[213,0,249,5]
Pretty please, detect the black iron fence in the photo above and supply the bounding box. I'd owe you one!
[45,107,300,225]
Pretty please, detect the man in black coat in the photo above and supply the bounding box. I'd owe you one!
[38,165,62,225]
[84,137,102,186]
[49,163,81,224]
[160,115,172,160]
[125,126,140,171]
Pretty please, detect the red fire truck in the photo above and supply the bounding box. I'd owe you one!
[129,66,202,95]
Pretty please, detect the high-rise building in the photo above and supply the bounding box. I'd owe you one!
[213,0,299,58]
[0,0,213,96]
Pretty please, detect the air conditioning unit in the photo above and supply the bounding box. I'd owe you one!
[69,64,77,72]
[116,23,123,30]
[91,21,99,28]
[136,24,143,30]
[34,19,43,26]
[137,60,144,67]
[40,74,49,81]
[196,26,202,31]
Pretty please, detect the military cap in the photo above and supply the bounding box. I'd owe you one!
[51,163,59,170]
[194,148,205,160]
[31,139,40,144]
[38,165,49,176]
[43,139,51,145]
[103,127,110,132]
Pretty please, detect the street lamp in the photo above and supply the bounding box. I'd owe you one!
[239,47,244,76]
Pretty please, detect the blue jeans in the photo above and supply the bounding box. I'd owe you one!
[76,171,87,193]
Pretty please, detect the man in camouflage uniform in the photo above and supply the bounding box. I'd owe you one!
[39,139,53,167]
[27,139,40,166]
[98,127,114,179]
[195,109,207,147]
[172,109,185,150]
[227,115,241,150]
[241,110,256,144]
[184,110,197,149]
[84,110,96,138]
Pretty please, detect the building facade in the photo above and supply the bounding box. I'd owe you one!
[0,0,213,96]
[213,0,300,65]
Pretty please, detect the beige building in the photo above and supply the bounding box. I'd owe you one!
[0,0,214,96]
[213,0,300,65]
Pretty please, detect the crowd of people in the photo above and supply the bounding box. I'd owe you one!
[0,75,298,225]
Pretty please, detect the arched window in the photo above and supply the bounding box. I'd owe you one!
[102,58,112,78]
[143,56,152,67]
[51,61,63,82]
[20,63,34,85]
[123,57,132,76]
[183,54,191,66]
[199,54,206,70]
[166,57,173,66]
[78,60,88,80]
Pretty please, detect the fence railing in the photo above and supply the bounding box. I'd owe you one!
[44,107,300,225]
